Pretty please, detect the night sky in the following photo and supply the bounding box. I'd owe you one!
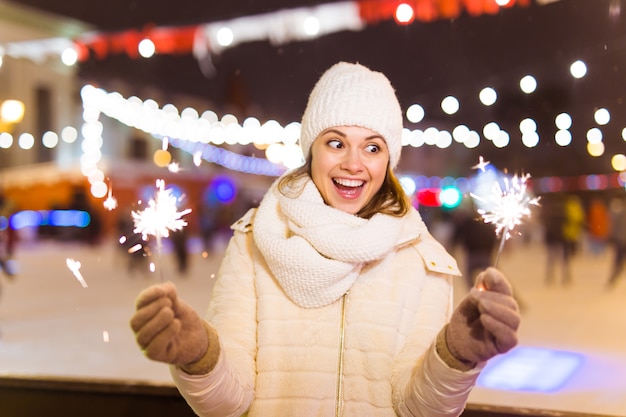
[6,0,626,178]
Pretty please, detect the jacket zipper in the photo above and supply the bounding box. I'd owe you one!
[335,291,349,417]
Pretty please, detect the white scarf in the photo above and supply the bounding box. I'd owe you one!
[253,177,428,308]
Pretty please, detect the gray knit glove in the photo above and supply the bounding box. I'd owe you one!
[444,267,520,369]
[130,282,211,370]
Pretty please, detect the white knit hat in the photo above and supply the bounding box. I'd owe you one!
[299,62,403,169]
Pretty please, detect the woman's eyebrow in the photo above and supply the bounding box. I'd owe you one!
[322,128,347,137]
[322,129,383,141]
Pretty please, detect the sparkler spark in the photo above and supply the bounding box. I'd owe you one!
[472,156,491,172]
[168,162,181,173]
[131,179,192,244]
[66,258,88,288]
[193,151,202,166]
[471,173,540,239]
[103,187,118,211]
[470,169,540,266]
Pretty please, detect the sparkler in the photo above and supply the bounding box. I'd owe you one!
[132,179,191,243]
[470,158,540,266]
[131,179,191,280]
[66,258,88,288]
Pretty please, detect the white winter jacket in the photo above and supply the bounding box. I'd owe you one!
[171,207,481,417]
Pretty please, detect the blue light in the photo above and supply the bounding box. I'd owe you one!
[10,210,91,229]
[10,210,43,229]
[206,176,237,204]
[49,210,91,227]
[477,347,584,392]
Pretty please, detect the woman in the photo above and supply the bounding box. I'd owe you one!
[130,62,520,417]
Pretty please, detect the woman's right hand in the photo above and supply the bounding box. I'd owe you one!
[130,281,209,367]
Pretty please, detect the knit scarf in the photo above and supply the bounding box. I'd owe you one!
[253,177,428,308]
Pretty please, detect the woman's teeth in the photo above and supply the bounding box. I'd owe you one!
[334,178,364,187]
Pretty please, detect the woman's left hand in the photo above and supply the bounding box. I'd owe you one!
[445,267,521,367]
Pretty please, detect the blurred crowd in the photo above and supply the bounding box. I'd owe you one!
[433,192,626,292]
[3,186,626,291]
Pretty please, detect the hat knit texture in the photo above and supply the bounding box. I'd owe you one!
[300,62,404,169]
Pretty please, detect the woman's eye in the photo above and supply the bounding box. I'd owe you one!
[365,144,380,153]
[327,139,343,149]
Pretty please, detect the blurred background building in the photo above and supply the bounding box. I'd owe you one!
[1,0,625,241]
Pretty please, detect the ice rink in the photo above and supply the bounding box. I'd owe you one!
[0,235,625,416]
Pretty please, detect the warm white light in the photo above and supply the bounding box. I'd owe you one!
[180,107,199,122]
[283,121,301,144]
[138,39,156,58]
[409,129,424,147]
[570,60,587,79]
[82,107,100,123]
[436,130,453,149]
[303,16,320,36]
[555,130,572,146]
[282,143,305,169]
[0,132,12,148]
[453,125,470,143]
[423,127,439,146]
[42,131,59,148]
[90,181,108,198]
[586,127,603,144]
[1,99,25,123]
[217,27,234,47]
[61,47,78,66]
[594,108,610,125]
[265,143,284,164]
[395,3,415,23]
[221,113,238,125]
[479,87,497,106]
[18,133,35,149]
[87,169,105,184]
[493,130,510,148]
[611,154,626,171]
[496,0,512,5]
[81,121,104,139]
[483,122,500,140]
[522,131,539,148]
[587,141,604,156]
[520,75,537,94]
[406,104,424,123]
[555,113,572,130]
[61,126,78,143]
[399,176,416,195]
[441,96,460,115]
[519,118,537,134]
[464,131,480,149]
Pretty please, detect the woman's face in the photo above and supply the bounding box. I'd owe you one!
[310,126,389,214]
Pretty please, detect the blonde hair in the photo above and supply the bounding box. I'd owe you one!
[278,156,411,219]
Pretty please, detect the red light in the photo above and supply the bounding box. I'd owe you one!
[416,188,441,207]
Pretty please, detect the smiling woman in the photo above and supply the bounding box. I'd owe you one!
[129,61,520,417]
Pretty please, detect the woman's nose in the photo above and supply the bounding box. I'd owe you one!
[340,149,364,172]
